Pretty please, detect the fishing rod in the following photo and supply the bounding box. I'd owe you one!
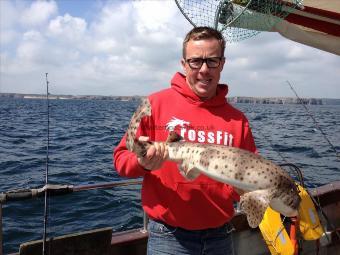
[42,73,50,255]
[0,203,2,255]
[0,180,142,204]
[286,80,339,160]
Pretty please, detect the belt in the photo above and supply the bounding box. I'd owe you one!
[149,218,234,234]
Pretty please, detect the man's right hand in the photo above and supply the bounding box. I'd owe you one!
[137,136,168,170]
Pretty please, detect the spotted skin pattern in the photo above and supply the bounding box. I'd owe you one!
[126,98,151,152]
[126,99,301,228]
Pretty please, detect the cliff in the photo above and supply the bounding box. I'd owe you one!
[2,93,339,105]
[227,96,323,105]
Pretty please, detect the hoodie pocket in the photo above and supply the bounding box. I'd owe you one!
[163,181,235,229]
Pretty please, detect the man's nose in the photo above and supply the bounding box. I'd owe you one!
[199,62,210,73]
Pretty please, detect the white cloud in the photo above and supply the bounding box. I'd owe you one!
[221,32,340,98]
[0,0,339,98]
[1,29,19,45]
[91,2,135,39]
[48,14,87,42]
[21,0,58,27]
[5,30,46,74]
[0,0,20,29]
[0,1,21,46]
[286,45,305,59]
[133,0,178,31]
[93,39,117,53]
[17,30,44,62]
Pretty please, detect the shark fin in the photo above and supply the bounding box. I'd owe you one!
[178,161,200,180]
[166,131,183,143]
[240,190,272,228]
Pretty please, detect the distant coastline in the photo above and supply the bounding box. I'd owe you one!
[1,93,340,105]
[0,93,142,102]
[227,96,325,105]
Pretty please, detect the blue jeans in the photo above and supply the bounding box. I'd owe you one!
[147,219,234,255]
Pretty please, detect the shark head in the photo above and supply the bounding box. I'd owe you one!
[240,176,301,228]
[269,176,301,217]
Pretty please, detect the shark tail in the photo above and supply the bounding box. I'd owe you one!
[131,131,181,158]
[131,140,152,158]
[126,98,152,152]
[166,131,183,143]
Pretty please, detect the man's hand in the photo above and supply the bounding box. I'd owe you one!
[137,136,168,170]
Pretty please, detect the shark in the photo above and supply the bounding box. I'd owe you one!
[126,98,301,228]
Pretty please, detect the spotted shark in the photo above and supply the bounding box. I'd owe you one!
[126,98,301,228]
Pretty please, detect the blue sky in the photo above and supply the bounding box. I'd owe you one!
[1,0,339,98]
[57,0,95,19]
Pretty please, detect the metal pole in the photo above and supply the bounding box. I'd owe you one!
[42,73,50,255]
[73,180,142,192]
[0,180,143,204]
[141,211,149,234]
[1,203,3,255]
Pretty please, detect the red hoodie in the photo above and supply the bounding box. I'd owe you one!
[114,72,256,230]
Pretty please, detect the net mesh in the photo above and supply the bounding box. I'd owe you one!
[175,0,303,42]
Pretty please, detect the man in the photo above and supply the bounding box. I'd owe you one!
[114,26,256,254]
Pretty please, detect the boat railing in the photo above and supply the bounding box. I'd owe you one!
[0,179,144,254]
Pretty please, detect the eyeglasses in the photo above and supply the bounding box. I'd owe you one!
[185,57,223,69]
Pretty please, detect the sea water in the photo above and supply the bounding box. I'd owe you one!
[0,98,339,253]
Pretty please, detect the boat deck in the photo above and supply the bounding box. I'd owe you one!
[6,181,340,255]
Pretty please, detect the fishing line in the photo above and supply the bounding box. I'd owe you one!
[255,128,288,164]
[245,101,290,166]
[279,163,304,187]
[286,80,339,160]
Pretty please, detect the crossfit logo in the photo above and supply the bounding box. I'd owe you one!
[165,117,234,146]
[166,117,190,131]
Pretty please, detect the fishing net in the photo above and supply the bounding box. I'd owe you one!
[175,0,303,42]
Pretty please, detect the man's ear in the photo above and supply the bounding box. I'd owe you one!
[181,58,187,74]
[181,58,186,70]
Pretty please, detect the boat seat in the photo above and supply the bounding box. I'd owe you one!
[19,227,112,255]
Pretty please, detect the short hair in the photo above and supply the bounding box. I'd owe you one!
[182,26,226,59]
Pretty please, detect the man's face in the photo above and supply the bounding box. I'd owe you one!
[181,39,225,100]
